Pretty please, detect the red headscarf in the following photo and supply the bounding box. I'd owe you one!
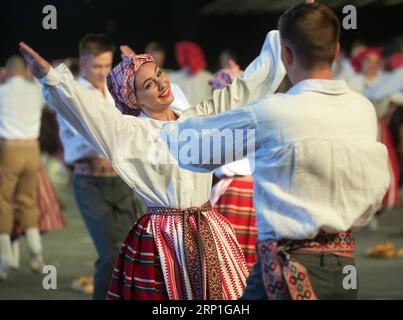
[387,52,403,70]
[175,41,207,75]
[107,54,154,116]
[351,47,382,73]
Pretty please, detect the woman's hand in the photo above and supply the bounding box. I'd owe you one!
[19,42,51,79]
[227,59,243,78]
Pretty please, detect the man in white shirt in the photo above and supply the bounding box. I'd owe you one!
[162,2,390,299]
[0,55,45,279]
[56,34,135,300]
[169,41,213,105]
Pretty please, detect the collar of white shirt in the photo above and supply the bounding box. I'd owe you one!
[5,75,28,84]
[287,79,349,96]
[76,76,116,106]
[77,76,108,95]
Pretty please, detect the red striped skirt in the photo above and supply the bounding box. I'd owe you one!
[107,205,248,300]
[378,119,400,209]
[214,176,257,271]
[36,161,66,232]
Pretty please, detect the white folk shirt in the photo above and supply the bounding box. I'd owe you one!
[57,77,114,164]
[214,159,252,179]
[362,67,403,117]
[163,79,390,241]
[0,76,44,139]
[57,78,190,165]
[364,67,403,102]
[39,30,285,208]
[169,69,213,105]
[210,159,253,207]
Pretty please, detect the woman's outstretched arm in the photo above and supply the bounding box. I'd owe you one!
[183,30,286,118]
[19,42,136,162]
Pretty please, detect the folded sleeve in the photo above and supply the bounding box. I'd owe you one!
[214,158,253,178]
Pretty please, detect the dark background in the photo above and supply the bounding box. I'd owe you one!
[1,0,402,70]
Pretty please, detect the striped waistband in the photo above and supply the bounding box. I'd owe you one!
[146,201,212,215]
[279,230,355,256]
[258,230,355,300]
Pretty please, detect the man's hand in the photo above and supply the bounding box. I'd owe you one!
[19,42,51,79]
[120,45,136,59]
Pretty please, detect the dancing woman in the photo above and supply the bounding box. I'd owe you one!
[19,30,285,300]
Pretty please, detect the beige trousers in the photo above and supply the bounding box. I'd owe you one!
[0,141,40,234]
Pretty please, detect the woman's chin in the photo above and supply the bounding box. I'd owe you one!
[152,104,173,114]
[160,98,174,108]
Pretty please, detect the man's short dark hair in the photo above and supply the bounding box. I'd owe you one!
[278,2,340,69]
[79,33,115,57]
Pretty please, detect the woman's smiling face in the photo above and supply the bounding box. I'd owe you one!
[133,62,174,114]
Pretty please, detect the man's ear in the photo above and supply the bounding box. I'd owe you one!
[282,46,294,66]
[335,42,341,57]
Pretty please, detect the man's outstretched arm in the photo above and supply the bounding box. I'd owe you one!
[161,105,261,173]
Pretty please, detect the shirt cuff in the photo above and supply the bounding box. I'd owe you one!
[39,63,70,86]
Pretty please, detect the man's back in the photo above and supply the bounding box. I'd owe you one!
[251,79,389,241]
[0,76,44,139]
